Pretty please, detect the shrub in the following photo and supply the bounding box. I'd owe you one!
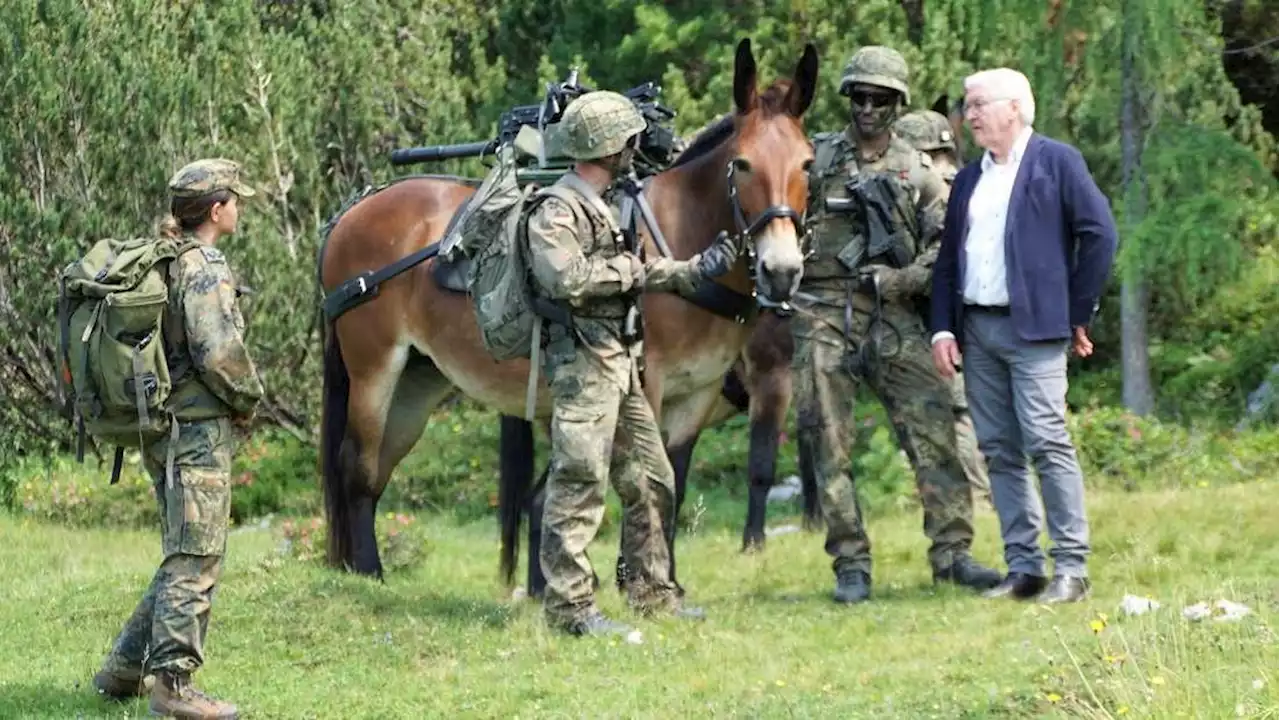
[276,512,430,573]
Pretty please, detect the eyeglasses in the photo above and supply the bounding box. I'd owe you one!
[963,97,1012,114]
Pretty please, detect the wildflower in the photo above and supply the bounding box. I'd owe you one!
[1117,706,1129,715]
[1151,676,1165,686]
[1046,693,1062,703]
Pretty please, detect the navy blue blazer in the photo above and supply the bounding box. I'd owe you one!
[930,132,1118,346]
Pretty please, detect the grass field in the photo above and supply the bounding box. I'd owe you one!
[0,477,1276,719]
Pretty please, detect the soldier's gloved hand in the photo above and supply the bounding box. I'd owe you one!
[611,253,645,292]
[863,264,924,301]
[694,230,741,279]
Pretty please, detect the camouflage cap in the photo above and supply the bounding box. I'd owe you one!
[558,90,647,161]
[839,46,911,105]
[168,158,256,199]
[894,110,956,152]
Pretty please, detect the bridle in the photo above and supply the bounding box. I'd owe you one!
[724,159,814,313]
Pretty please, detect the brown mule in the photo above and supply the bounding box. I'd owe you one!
[317,37,820,581]
[656,92,972,554]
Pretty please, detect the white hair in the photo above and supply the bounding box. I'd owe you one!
[964,68,1035,126]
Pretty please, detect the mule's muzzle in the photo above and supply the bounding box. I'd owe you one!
[756,259,801,305]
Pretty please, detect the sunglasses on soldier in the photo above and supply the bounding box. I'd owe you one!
[848,89,898,109]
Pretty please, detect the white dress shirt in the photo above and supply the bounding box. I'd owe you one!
[931,126,1034,345]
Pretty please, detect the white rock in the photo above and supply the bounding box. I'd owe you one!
[625,629,644,645]
[1119,594,1161,616]
[1213,599,1252,622]
[1183,599,1252,622]
[1182,602,1212,621]
[767,475,803,503]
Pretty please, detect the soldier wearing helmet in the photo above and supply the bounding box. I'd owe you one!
[793,47,1002,605]
[895,109,994,508]
[525,90,736,637]
[895,110,961,184]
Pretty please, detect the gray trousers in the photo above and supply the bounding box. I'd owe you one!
[962,309,1090,578]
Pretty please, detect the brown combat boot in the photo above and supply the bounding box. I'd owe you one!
[92,666,152,700]
[148,671,238,719]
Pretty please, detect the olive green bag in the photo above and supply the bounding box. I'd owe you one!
[57,236,198,483]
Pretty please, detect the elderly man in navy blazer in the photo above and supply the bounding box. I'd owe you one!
[929,68,1118,604]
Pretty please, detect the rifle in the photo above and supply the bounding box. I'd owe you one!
[389,69,679,181]
[825,174,914,271]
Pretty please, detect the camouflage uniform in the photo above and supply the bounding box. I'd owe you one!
[793,48,1000,602]
[894,110,992,507]
[526,91,733,634]
[95,158,262,718]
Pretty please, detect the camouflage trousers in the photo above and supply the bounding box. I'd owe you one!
[949,372,993,507]
[792,288,977,575]
[100,417,233,677]
[539,346,679,629]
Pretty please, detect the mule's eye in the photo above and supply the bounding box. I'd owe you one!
[733,157,753,173]
[801,157,814,173]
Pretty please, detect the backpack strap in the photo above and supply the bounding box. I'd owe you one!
[556,173,624,243]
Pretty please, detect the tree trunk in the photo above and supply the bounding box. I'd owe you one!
[1120,0,1154,415]
[900,0,925,47]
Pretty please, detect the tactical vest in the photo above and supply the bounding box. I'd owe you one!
[549,180,633,323]
[805,130,928,282]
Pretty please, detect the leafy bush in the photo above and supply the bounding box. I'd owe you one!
[231,430,322,522]
[1069,405,1278,492]
[275,512,430,573]
[10,455,158,529]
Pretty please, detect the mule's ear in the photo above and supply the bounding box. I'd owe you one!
[931,94,950,115]
[733,38,758,113]
[786,42,819,117]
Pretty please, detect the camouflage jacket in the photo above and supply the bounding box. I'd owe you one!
[803,126,950,300]
[163,241,264,421]
[526,172,698,388]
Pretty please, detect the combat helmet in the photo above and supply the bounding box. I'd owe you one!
[839,46,911,105]
[557,90,647,161]
[894,110,956,152]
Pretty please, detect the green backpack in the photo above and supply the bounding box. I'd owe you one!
[443,144,573,364]
[57,235,198,483]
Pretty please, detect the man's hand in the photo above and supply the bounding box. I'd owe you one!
[694,231,740,279]
[1071,326,1094,358]
[932,337,961,379]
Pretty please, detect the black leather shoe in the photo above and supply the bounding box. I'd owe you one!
[1037,575,1091,604]
[833,568,871,604]
[981,572,1048,600]
[933,556,1004,591]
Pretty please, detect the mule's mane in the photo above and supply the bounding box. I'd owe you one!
[668,78,797,169]
[670,114,735,168]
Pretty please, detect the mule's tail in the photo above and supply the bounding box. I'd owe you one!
[497,414,536,586]
[320,323,354,569]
